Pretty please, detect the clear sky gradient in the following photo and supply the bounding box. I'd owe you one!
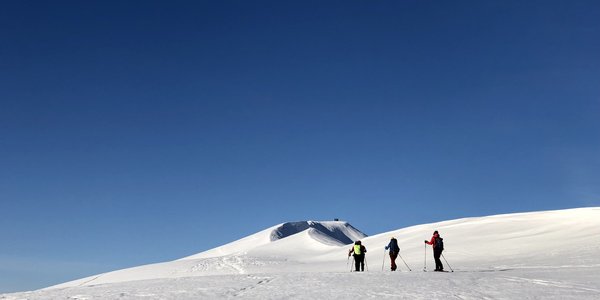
[1,0,599,293]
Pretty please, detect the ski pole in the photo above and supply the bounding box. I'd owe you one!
[423,243,427,271]
[441,253,454,272]
[398,253,412,271]
[423,243,426,271]
[350,256,354,272]
[382,249,386,271]
[365,256,369,272]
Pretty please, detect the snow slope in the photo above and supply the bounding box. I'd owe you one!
[3,208,600,299]
[42,221,367,288]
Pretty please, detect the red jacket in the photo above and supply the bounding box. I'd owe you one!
[425,233,439,248]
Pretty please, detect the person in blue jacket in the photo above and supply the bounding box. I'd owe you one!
[385,237,400,271]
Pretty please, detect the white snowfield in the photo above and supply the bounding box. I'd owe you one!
[3,208,600,299]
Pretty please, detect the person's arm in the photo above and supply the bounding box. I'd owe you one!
[424,236,434,245]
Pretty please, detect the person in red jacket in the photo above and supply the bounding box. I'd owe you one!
[424,230,444,271]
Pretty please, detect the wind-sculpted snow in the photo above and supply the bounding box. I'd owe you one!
[4,207,600,299]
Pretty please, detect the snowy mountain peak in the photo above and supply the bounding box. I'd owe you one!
[270,221,366,245]
[182,220,366,260]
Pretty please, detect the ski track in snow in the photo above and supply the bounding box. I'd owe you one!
[500,276,600,293]
[222,255,245,274]
[226,275,274,298]
[189,256,246,274]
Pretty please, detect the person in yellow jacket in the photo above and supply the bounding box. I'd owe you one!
[348,240,367,271]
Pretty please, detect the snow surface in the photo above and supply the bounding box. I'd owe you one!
[2,208,600,299]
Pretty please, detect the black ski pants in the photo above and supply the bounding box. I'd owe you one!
[353,254,365,271]
[433,248,444,271]
[389,252,398,271]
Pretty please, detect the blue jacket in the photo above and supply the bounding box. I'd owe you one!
[385,238,400,254]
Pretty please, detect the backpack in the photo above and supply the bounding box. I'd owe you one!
[390,239,400,253]
[354,244,362,255]
[434,237,444,250]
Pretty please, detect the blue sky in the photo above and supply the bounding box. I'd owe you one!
[1,0,599,292]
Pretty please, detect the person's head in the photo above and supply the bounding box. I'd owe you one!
[433,230,439,235]
[355,240,361,245]
[391,237,396,240]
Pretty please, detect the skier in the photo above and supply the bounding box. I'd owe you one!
[348,240,367,271]
[385,237,400,271]
[424,230,444,271]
